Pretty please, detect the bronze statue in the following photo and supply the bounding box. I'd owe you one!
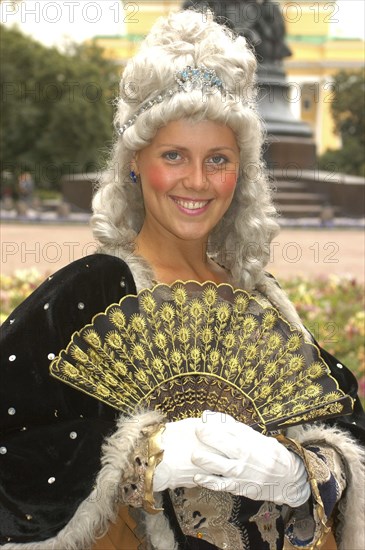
[182,0,291,64]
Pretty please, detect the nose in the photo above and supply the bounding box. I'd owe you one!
[182,160,210,192]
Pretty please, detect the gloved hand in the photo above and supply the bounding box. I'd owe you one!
[191,411,310,507]
[153,417,220,492]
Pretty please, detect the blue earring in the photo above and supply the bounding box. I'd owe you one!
[130,170,138,184]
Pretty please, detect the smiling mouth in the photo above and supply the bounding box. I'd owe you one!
[171,197,211,210]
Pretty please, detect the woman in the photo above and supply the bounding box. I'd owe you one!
[1,10,364,550]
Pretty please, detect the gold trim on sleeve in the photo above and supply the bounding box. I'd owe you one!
[143,423,166,514]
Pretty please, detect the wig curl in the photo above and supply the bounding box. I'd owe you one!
[91,9,279,290]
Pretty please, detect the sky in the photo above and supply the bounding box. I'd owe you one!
[1,0,126,47]
[1,0,364,49]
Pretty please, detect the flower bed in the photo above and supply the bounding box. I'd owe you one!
[1,269,364,401]
[282,275,364,402]
[0,268,42,324]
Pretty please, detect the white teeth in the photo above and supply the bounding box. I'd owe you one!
[174,198,208,210]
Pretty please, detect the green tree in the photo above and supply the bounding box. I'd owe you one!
[0,24,120,191]
[319,70,365,177]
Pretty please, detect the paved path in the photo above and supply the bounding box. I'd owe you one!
[1,223,364,283]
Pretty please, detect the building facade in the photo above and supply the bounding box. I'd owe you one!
[94,1,364,155]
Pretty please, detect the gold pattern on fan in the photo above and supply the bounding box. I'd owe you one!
[50,282,353,432]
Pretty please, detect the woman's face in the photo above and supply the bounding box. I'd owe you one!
[134,119,240,245]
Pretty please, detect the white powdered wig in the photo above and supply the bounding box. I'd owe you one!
[91,9,279,290]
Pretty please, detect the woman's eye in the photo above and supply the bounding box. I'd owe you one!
[164,151,181,161]
[208,155,227,165]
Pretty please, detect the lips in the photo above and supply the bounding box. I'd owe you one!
[174,199,208,210]
[171,197,210,214]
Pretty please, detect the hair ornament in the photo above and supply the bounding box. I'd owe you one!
[118,64,225,136]
[175,65,224,93]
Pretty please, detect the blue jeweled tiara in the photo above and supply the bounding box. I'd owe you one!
[175,65,224,92]
[118,65,225,136]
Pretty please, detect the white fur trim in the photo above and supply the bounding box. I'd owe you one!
[4,410,164,550]
[98,248,155,292]
[287,423,365,550]
[144,494,178,550]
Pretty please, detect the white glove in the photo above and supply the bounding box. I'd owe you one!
[191,411,310,507]
[153,417,219,492]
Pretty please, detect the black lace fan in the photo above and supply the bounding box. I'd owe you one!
[50,281,353,433]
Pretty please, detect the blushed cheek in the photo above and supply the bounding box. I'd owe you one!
[225,173,238,190]
[217,171,238,195]
[143,165,175,192]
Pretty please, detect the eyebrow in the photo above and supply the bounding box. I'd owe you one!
[156,144,238,153]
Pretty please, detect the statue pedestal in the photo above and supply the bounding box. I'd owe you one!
[257,64,316,170]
